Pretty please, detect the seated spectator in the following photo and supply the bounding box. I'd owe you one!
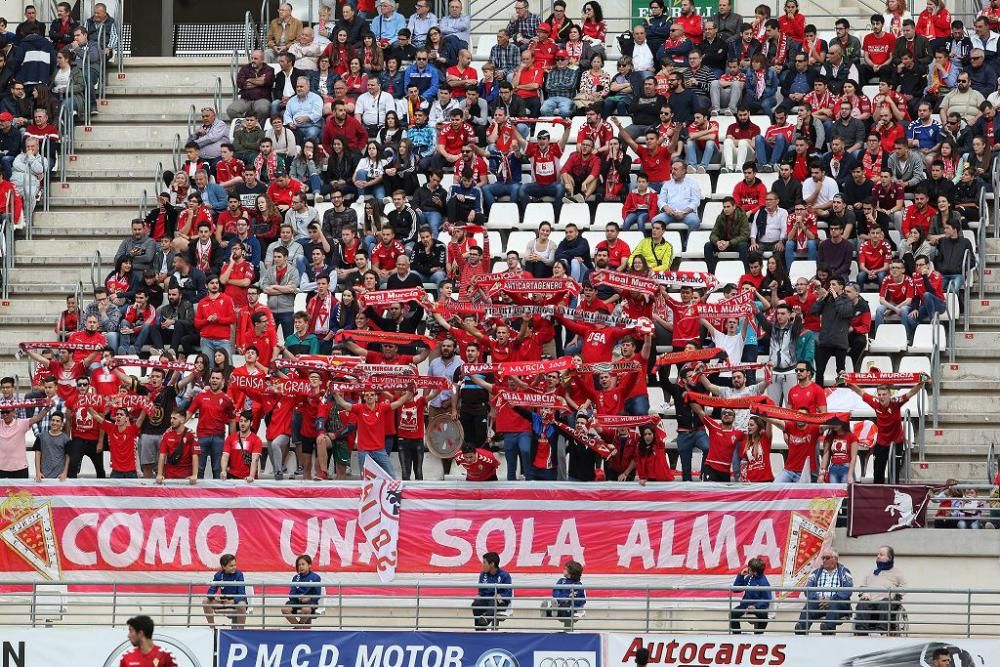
[729,558,771,635]
[704,196,750,273]
[854,546,907,636]
[266,3,303,62]
[652,159,702,231]
[794,550,854,635]
[541,559,586,627]
[284,79,324,143]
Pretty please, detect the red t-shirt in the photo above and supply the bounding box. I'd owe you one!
[446,64,478,96]
[371,239,407,270]
[71,404,99,441]
[223,259,255,310]
[559,320,628,363]
[223,432,263,478]
[827,432,857,465]
[48,360,85,404]
[265,396,297,440]
[457,448,500,481]
[514,66,544,98]
[396,395,427,440]
[438,121,477,154]
[861,393,906,445]
[350,400,392,451]
[704,417,746,473]
[101,421,139,473]
[188,389,235,437]
[742,435,774,482]
[783,421,820,473]
[686,120,719,148]
[526,143,563,186]
[120,645,178,667]
[901,204,936,236]
[879,276,914,305]
[158,427,199,478]
[787,381,827,414]
[635,144,672,182]
[784,291,821,332]
[665,298,701,346]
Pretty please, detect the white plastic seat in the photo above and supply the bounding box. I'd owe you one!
[858,355,894,373]
[758,172,778,189]
[535,120,567,144]
[476,34,497,59]
[789,260,817,283]
[682,230,711,258]
[821,356,854,385]
[897,355,931,375]
[582,231,603,250]
[505,231,536,256]
[523,203,555,230]
[491,260,507,273]
[749,115,770,134]
[487,231,503,258]
[556,202,591,230]
[678,260,708,273]
[714,260,745,286]
[663,231,683,255]
[687,173,711,200]
[487,202,520,230]
[619,231,644,251]
[441,174,454,191]
[594,202,624,227]
[569,116,587,141]
[909,324,945,354]
[701,201,723,230]
[869,324,907,353]
[713,173,743,200]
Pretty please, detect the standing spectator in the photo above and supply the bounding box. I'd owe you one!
[810,277,855,386]
[261,246,300,336]
[0,402,50,479]
[189,108,228,164]
[186,369,236,479]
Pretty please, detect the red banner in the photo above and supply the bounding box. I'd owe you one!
[0,484,845,592]
[590,270,660,296]
[106,358,196,372]
[841,372,927,386]
[357,288,429,309]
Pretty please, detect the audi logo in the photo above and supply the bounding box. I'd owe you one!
[538,658,593,667]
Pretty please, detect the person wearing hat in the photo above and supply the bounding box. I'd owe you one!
[539,50,576,117]
[372,0,407,48]
[530,22,558,71]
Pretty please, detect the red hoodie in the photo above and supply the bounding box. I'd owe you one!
[194,292,236,340]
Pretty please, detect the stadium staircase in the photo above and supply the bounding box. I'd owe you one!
[0,57,233,384]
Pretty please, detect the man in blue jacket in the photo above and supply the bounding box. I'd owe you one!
[729,557,771,634]
[472,551,512,629]
[795,549,855,635]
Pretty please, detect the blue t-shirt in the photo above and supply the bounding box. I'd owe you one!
[906,119,941,150]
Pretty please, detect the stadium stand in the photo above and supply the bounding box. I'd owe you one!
[0,0,996,492]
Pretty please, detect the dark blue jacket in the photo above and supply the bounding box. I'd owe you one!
[733,572,772,609]
[804,564,854,601]
[207,569,248,604]
[14,33,55,85]
[552,577,586,608]
[555,235,592,269]
[478,568,512,603]
[289,571,322,606]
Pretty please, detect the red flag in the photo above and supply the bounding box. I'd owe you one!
[847,484,933,537]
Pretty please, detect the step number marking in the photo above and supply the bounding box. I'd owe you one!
[950,364,959,370]
[60,183,69,189]
[69,155,77,161]
[84,126,92,132]
[965,333,975,339]
[99,99,109,106]
[117,73,126,80]
[0,300,9,307]
[986,269,993,275]
[934,430,944,436]
[918,462,929,470]
[983,300,992,306]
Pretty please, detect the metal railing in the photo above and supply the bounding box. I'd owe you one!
[115,0,127,79]
[213,77,223,116]
[137,189,147,223]
[72,280,83,321]
[976,186,988,301]
[931,311,942,428]
[0,191,12,300]
[186,104,197,139]
[243,12,257,54]
[3,580,1000,638]
[259,0,271,44]
[230,50,241,103]
[89,250,102,292]
[171,133,183,172]
[96,22,108,101]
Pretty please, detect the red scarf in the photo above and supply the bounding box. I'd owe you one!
[358,287,429,308]
[19,341,104,352]
[751,403,852,424]
[653,347,725,369]
[683,391,770,409]
[590,269,660,296]
[840,372,926,386]
[106,358,196,372]
[333,330,437,349]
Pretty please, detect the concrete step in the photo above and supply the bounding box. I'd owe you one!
[104,84,233,97]
[62,151,174,173]
[76,123,190,142]
[907,460,990,483]
[72,136,180,150]
[923,425,1000,449]
[94,97,216,116]
[950,330,1000,355]
[32,211,135,236]
[124,57,233,69]
[0,298,74,317]
[47,193,145,207]
[14,239,121,257]
[111,71,232,88]
[47,178,148,198]
[939,361,1000,390]
[5,266,91,285]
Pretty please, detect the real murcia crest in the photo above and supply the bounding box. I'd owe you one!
[0,490,62,579]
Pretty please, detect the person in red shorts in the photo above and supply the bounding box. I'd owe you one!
[843,374,928,484]
[156,408,199,485]
[221,411,264,482]
[456,442,500,481]
[691,405,746,482]
[765,408,822,483]
[787,362,827,414]
[87,405,140,479]
[119,615,177,667]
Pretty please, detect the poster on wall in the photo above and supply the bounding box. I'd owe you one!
[217,630,601,667]
[631,0,720,24]
[606,633,1000,667]
[1,627,214,667]
[0,483,843,594]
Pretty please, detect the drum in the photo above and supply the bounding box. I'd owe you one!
[425,414,464,459]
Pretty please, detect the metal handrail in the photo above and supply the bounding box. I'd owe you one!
[243,12,256,55]
[213,77,223,116]
[90,250,102,292]
[0,191,11,300]
[138,189,147,223]
[172,133,182,172]
[82,48,93,128]
[186,104,196,139]
[58,91,73,184]
[259,0,271,47]
[152,163,162,199]
[958,249,971,333]
[992,159,999,240]
[37,135,51,223]
[73,280,83,324]
[115,0,126,77]
[931,310,942,428]
[96,22,108,101]
[230,50,240,103]
[976,186,987,300]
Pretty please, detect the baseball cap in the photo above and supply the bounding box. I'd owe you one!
[0,112,12,121]
[538,22,551,32]
[556,49,569,58]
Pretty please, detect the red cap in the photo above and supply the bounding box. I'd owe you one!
[556,49,569,58]
[0,112,12,122]
[537,22,551,32]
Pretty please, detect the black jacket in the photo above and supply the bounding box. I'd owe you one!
[410,240,447,276]
[809,292,854,350]
[272,67,308,101]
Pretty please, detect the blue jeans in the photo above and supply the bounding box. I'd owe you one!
[419,210,443,236]
[828,463,850,483]
[415,269,447,284]
[774,467,803,483]
[294,124,322,143]
[919,292,946,321]
[676,429,709,481]
[567,259,588,283]
[785,240,817,268]
[900,304,918,340]
[625,394,650,417]
[754,134,787,166]
[686,139,717,168]
[308,173,324,196]
[518,183,564,213]
[540,96,573,117]
[503,431,531,481]
[483,182,521,211]
[273,312,294,338]
[652,210,700,230]
[357,448,394,477]
[198,435,226,478]
[134,320,163,350]
[201,338,233,368]
[623,211,650,233]
[355,169,385,201]
[857,270,886,287]
[943,274,965,291]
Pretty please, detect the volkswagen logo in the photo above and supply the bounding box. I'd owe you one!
[477,649,520,667]
[539,659,593,667]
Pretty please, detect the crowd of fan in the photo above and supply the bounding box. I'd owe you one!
[0,0,990,486]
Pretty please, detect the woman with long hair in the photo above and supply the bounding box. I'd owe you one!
[938,139,964,182]
[966,134,995,188]
[883,0,912,37]
[176,353,211,410]
[916,0,951,45]
[331,287,359,332]
[31,83,59,123]
[580,1,606,56]
[173,193,212,252]
[820,417,858,484]
[379,55,405,98]
[354,140,389,202]
[310,54,338,99]
[343,57,368,102]
[105,255,136,310]
[377,110,404,149]
[324,136,360,200]
[383,138,419,196]
[763,253,793,298]
[636,424,674,484]
[524,221,557,278]
[212,348,234,383]
[563,25,586,68]
[740,416,774,482]
[168,171,191,210]
[600,136,632,202]
[50,49,85,122]
[360,32,385,74]
[254,193,284,247]
[426,27,456,71]
[325,27,354,76]
[777,0,806,46]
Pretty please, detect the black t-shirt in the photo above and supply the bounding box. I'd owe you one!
[235,182,268,210]
[140,385,177,436]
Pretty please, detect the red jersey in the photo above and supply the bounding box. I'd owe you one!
[673,12,703,43]
[47,359,85,404]
[787,381,826,414]
[665,298,701,346]
[445,64,478,96]
[561,151,601,180]
[861,393,907,445]
[193,292,236,341]
[685,120,718,148]
[635,144,672,182]
[187,389,235,437]
[370,239,407,270]
[827,431,857,465]
[119,645,177,667]
[222,259,255,310]
[733,179,767,216]
[742,435,774,482]
[803,90,835,116]
[223,432,263,478]
[576,120,613,151]
[70,403,100,441]
[913,270,944,300]
[101,421,139,473]
[488,120,518,152]
[859,240,893,271]
[265,395,297,440]
[350,400,392,451]
[704,417,745,473]
[457,448,500,481]
[266,178,304,208]
[159,427,199,478]
[901,203,936,236]
[872,180,904,211]
[559,320,629,363]
[621,352,648,400]
[862,31,896,65]
[396,395,427,440]
[454,155,489,183]
[596,238,632,269]
[879,275,914,305]
[513,66,544,98]
[726,121,761,142]
[67,330,107,363]
[215,157,246,185]
[525,142,563,186]
[783,421,820,473]
[438,121,476,154]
